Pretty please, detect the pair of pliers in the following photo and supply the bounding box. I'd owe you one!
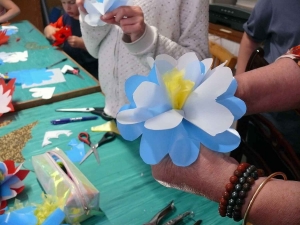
[144,201,202,225]
[55,107,114,121]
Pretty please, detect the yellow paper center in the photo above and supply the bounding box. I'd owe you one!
[163,68,195,109]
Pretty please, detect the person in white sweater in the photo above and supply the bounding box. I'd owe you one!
[76,0,210,118]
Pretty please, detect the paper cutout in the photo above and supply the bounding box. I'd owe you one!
[0,79,15,117]
[29,87,55,99]
[0,121,38,163]
[22,68,66,88]
[42,130,72,147]
[53,26,72,46]
[8,69,53,86]
[116,52,246,167]
[0,31,9,45]
[0,51,28,63]
[84,0,133,26]
[65,139,85,162]
[0,160,30,214]
[91,120,120,134]
[61,65,74,74]
[1,25,18,36]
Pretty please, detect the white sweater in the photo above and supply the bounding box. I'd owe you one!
[80,0,210,117]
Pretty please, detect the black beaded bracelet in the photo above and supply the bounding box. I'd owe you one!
[219,163,264,222]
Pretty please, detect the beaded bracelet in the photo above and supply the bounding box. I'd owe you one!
[242,172,287,225]
[219,163,264,222]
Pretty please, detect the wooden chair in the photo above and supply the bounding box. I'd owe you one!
[209,41,237,70]
[232,47,300,180]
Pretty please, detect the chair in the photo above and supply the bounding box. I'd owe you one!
[232,47,300,180]
[41,0,63,26]
[209,41,237,70]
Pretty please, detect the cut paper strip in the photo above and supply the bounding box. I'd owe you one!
[0,51,28,63]
[91,120,120,134]
[84,0,133,26]
[1,25,18,35]
[0,79,15,117]
[8,69,53,86]
[29,87,55,99]
[0,121,38,163]
[116,52,246,167]
[42,130,72,147]
[65,139,85,163]
[0,31,9,45]
[22,68,66,88]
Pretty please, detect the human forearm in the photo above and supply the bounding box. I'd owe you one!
[235,58,300,114]
[0,5,20,23]
[235,32,261,75]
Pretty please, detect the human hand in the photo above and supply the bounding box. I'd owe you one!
[76,0,87,13]
[44,26,59,41]
[151,145,238,201]
[101,6,146,42]
[67,36,83,48]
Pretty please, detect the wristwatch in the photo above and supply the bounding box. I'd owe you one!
[276,45,300,66]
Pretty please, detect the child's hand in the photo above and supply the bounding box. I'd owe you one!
[67,36,84,49]
[44,26,59,41]
[76,0,87,13]
[101,6,146,42]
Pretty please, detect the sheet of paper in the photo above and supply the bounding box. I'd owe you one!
[22,68,66,88]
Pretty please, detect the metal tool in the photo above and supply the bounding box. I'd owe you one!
[163,211,192,225]
[144,201,175,225]
[66,67,84,79]
[79,131,116,164]
[55,107,114,121]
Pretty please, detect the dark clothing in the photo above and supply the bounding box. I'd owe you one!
[54,14,98,79]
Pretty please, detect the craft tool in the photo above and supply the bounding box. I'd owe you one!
[46,58,67,69]
[50,116,98,125]
[79,131,116,164]
[55,107,114,121]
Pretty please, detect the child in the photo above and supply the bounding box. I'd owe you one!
[44,0,98,79]
[76,1,210,118]
[0,0,20,24]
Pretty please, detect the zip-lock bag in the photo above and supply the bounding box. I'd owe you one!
[32,148,100,224]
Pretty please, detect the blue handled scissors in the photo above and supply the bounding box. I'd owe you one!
[78,131,116,165]
[56,107,114,121]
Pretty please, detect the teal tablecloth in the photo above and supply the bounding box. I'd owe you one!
[0,93,239,225]
[0,20,99,108]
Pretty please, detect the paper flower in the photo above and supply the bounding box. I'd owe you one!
[0,160,30,214]
[84,0,133,26]
[116,52,246,166]
[0,78,15,117]
[52,26,72,46]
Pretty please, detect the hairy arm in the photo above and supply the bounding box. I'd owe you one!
[235,58,300,114]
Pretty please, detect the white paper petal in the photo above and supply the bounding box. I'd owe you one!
[177,52,199,70]
[144,109,184,130]
[155,54,177,67]
[201,58,213,74]
[117,107,154,124]
[133,81,170,108]
[29,87,55,99]
[147,57,154,68]
[193,66,233,98]
[184,94,234,136]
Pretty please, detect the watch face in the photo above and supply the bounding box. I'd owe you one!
[288,45,300,56]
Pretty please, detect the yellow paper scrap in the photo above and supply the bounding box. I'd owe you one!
[91,120,120,134]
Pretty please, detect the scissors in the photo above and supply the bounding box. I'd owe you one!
[56,107,114,121]
[78,131,116,164]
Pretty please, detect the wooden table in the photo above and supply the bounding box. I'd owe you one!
[0,20,101,111]
[209,23,243,43]
[0,93,236,225]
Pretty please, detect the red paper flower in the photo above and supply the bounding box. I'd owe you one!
[52,26,72,46]
[0,160,30,214]
[0,31,9,45]
[0,78,15,117]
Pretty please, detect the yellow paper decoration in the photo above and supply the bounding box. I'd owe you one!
[162,68,195,109]
[91,120,120,134]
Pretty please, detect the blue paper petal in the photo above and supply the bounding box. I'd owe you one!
[184,120,240,152]
[1,176,20,197]
[125,75,148,107]
[217,97,246,120]
[42,208,65,225]
[107,0,131,12]
[140,129,172,164]
[8,69,53,85]
[117,121,144,141]
[0,162,7,175]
